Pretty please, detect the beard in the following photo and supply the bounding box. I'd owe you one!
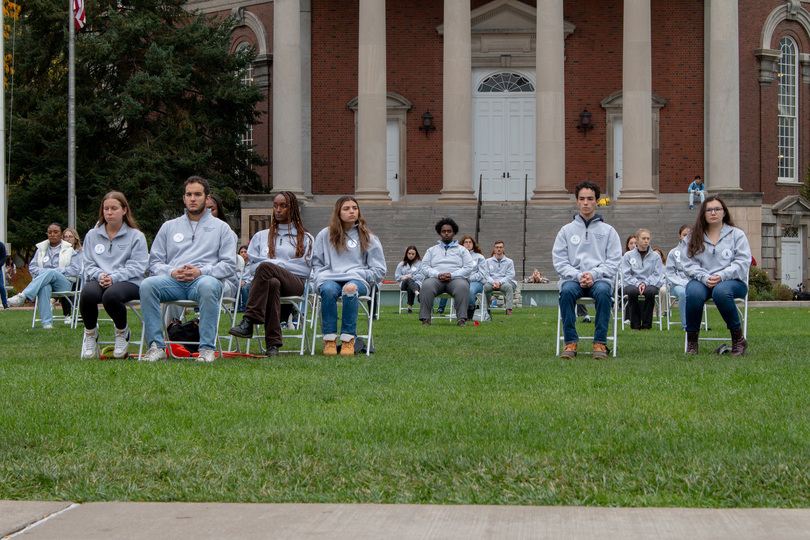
[187,205,205,216]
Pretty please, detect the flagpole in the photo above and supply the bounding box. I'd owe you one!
[67,0,76,229]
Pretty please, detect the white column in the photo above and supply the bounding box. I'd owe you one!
[355,0,391,202]
[531,0,570,204]
[439,0,476,202]
[272,0,304,196]
[706,0,741,191]
[617,0,658,203]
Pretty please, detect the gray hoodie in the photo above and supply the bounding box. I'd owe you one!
[148,209,237,284]
[83,223,149,286]
[395,260,423,286]
[421,241,474,280]
[553,214,622,288]
[246,226,314,283]
[621,247,664,288]
[311,225,387,292]
[680,224,751,285]
[485,255,516,286]
[665,245,689,289]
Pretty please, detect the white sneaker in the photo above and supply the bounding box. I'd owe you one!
[8,293,26,307]
[197,348,216,362]
[113,327,131,358]
[64,316,73,325]
[81,328,99,359]
[42,324,54,329]
[141,344,167,362]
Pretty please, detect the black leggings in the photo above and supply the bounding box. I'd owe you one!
[79,280,140,330]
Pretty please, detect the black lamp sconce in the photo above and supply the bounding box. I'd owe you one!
[577,108,594,135]
[418,110,436,137]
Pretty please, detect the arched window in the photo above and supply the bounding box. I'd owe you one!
[778,37,799,182]
[236,42,255,149]
[477,72,535,93]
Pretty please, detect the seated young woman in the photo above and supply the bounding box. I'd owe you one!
[311,196,386,356]
[80,191,149,358]
[228,192,314,356]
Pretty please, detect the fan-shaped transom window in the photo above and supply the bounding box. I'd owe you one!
[477,72,535,93]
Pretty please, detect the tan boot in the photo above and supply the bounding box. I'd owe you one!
[323,340,337,356]
[340,338,355,356]
[560,342,577,359]
[593,342,608,359]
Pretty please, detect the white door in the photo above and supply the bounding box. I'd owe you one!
[386,119,400,201]
[781,235,802,287]
[473,70,536,202]
[613,118,623,200]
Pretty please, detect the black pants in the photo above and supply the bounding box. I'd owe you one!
[624,285,659,329]
[79,280,140,329]
[245,262,304,347]
[400,278,420,305]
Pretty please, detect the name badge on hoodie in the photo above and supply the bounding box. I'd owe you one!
[721,248,732,260]
[629,257,638,268]
[570,234,581,246]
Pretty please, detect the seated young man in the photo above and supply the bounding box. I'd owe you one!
[484,241,516,315]
[418,217,473,327]
[552,180,622,359]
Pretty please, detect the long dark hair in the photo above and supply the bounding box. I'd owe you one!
[328,195,374,253]
[687,195,735,258]
[267,191,310,259]
[402,245,421,265]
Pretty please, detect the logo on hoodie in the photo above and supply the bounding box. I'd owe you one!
[721,248,732,260]
[570,234,581,246]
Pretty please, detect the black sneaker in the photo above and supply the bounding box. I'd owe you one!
[228,318,254,339]
[266,345,280,356]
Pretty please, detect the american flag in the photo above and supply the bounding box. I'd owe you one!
[74,0,86,29]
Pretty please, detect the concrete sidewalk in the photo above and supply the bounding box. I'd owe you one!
[2,501,810,539]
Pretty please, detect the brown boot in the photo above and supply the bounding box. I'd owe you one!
[560,342,577,359]
[340,338,355,356]
[730,328,747,356]
[686,332,699,355]
[323,340,337,356]
[592,342,608,359]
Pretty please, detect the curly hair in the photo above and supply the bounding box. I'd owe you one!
[434,217,459,235]
[458,234,483,254]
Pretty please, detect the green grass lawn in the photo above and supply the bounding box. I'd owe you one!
[1,305,809,507]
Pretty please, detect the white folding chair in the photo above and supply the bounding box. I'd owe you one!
[683,281,749,352]
[432,293,456,320]
[91,300,144,357]
[32,266,84,329]
[666,291,708,331]
[243,279,313,356]
[137,282,239,359]
[310,283,377,356]
[555,273,621,357]
[474,289,506,322]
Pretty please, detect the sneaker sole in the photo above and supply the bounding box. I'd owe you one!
[227,329,253,339]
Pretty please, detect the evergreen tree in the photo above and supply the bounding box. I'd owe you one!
[8,0,265,259]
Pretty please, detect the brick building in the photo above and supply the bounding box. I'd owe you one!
[188,0,810,288]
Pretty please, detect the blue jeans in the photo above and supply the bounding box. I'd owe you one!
[140,275,224,350]
[319,280,367,340]
[559,280,613,344]
[238,283,250,312]
[1,270,7,308]
[685,279,747,332]
[23,269,72,327]
[670,284,687,330]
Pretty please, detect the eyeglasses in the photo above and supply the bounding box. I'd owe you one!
[704,207,724,214]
